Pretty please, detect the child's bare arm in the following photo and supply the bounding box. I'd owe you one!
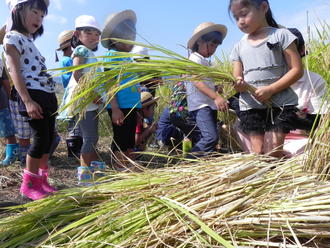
[72,56,85,82]
[193,81,228,111]
[232,61,247,92]
[5,44,43,119]
[255,43,303,102]
[109,95,124,126]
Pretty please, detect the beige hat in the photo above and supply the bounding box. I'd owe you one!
[57,30,74,50]
[141,91,159,108]
[0,25,6,45]
[101,9,137,49]
[187,22,227,50]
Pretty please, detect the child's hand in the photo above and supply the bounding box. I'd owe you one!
[234,77,248,92]
[254,86,274,103]
[112,108,124,126]
[214,96,228,112]
[93,95,103,105]
[26,100,43,119]
[150,122,158,133]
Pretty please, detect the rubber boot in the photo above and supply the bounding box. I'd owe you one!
[49,134,61,158]
[77,166,94,186]
[1,144,19,166]
[18,145,30,166]
[39,168,57,193]
[66,136,83,158]
[90,161,106,180]
[20,169,49,200]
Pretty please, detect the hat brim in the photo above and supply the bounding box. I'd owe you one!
[142,96,159,108]
[187,24,227,50]
[0,25,6,45]
[101,10,137,49]
[56,40,71,51]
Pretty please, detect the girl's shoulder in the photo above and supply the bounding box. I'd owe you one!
[73,45,93,58]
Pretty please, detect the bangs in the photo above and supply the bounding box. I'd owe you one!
[77,27,101,35]
[29,0,48,14]
[201,31,223,44]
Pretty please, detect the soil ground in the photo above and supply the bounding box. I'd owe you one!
[0,133,172,210]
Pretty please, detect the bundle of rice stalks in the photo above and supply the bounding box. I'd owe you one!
[1,154,330,247]
[304,113,330,180]
[54,39,273,115]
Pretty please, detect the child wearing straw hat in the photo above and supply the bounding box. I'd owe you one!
[101,10,141,170]
[56,30,74,89]
[56,29,82,158]
[135,91,158,151]
[186,22,228,156]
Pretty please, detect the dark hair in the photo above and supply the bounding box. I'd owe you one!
[11,0,48,40]
[71,27,99,51]
[192,31,223,52]
[228,0,278,28]
[288,28,305,57]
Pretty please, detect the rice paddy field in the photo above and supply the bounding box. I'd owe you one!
[0,24,330,247]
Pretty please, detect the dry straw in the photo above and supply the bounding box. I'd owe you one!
[1,154,330,247]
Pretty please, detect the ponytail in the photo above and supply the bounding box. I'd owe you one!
[265,8,278,28]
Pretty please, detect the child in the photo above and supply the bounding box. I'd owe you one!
[229,0,303,157]
[101,10,141,170]
[135,91,158,151]
[3,0,57,200]
[56,29,83,158]
[62,15,104,184]
[0,49,18,166]
[56,30,74,89]
[186,22,228,156]
[288,28,328,131]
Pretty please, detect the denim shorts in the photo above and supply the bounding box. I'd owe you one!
[0,108,16,138]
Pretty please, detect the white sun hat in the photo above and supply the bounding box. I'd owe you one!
[132,45,149,56]
[6,0,49,12]
[75,15,101,33]
[187,22,227,50]
[101,9,137,49]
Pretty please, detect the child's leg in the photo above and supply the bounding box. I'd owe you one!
[79,111,99,167]
[191,107,218,153]
[108,108,137,169]
[9,99,32,164]
[249,133,265,154]
[265,131,286,158]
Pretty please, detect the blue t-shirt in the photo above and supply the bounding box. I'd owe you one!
[59,56,73,89]
[104,49,141,109]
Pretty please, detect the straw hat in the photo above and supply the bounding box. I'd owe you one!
[187,22,227,50]
[0,25,6,45]
[101,9,137,49]
[57,30,74,50]
[141,91,159,108]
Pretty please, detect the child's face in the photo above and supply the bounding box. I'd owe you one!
[196,39,219,58]
[77,29,100,50]
[24,7,45,35]
[114,42,134,52]
[231,1,268,35]
[143,104,155,118]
